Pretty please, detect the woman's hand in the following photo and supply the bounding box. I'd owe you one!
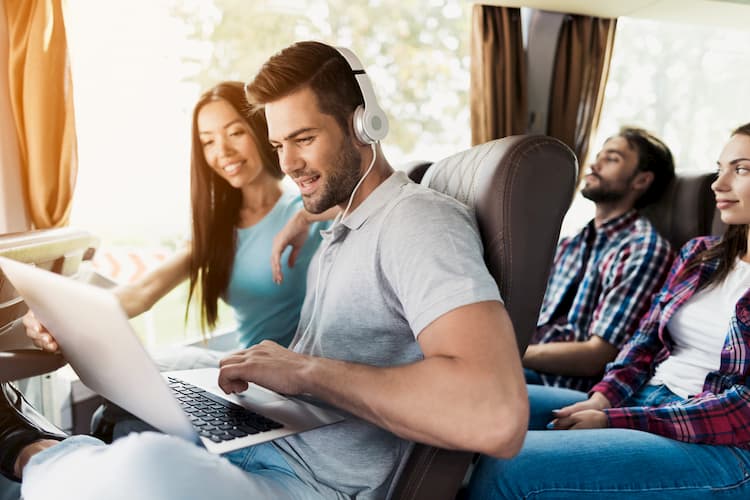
[547,391,612,430]
[550,409,609,430]
[554,391,612,417]
[271,206,339,284]
[22,311,60,353]
[23,282,151,354]
[270,210,313,285]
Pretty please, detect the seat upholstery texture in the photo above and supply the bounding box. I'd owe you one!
[391,135,577,500]
[0,227,98,382]
[641,172,724,250]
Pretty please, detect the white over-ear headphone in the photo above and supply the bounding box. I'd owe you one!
[334,47,389,145]
[299,47,386,339]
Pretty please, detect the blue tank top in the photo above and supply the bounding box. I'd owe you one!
[224,189,326,348]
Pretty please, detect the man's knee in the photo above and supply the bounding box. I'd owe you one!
[23,433,201,500]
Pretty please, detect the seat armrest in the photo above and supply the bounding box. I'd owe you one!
[0,228,99,382]
[0,350,67,382]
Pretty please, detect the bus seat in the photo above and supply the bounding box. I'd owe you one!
[401,160,433,183]
[641,173,725,250]
[0,228,98,382]
[389,135,577,500]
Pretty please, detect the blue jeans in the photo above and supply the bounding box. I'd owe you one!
[524,368,544,386]
[0,475,20,500]
[20,433,330,500]
[468,384,750,498]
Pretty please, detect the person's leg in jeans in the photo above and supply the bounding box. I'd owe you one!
[468,427,750,499]
[526,384,588,429]
[0,475,20,500]
[20,433,327,500]
[523,368,544,385]
[469,384,750,499]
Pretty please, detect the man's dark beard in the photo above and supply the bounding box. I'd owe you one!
[580,170,639,204]
[580,184,629,204]
[303,139,362,214]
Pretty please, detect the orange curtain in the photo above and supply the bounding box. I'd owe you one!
[5,0,77,229]
[547,15,616,178]
[470,5,527,146]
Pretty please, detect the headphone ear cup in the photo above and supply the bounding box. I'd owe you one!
[353,103,389,145]
[335,46,389,144]
[352,105,370,144]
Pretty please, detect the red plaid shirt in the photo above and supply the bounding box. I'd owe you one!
[593,236,750,447]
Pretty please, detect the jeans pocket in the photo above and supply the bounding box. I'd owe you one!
[709,447,750,493]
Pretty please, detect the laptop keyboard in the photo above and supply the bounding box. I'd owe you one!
[167,377,284,443]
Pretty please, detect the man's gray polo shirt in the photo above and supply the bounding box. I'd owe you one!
[273,171,502,499]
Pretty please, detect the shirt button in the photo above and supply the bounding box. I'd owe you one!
[725,345,734,351]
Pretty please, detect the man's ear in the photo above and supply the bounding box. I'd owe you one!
[632,170,654,192]
[346,116,369,148]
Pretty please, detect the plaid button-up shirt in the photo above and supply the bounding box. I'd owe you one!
[594,236,750,447]
[533,210,673,391]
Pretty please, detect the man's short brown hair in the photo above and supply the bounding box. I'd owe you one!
[617,126,675,209]
[245,41,364,136]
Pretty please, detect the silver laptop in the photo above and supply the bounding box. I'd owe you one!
[0,256,344,454]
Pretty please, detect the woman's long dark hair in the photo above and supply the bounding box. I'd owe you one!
[187,82,282,331]
[677,123,750,290]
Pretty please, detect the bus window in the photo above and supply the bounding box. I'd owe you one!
[64,0,472,348]
[562,15,750,236]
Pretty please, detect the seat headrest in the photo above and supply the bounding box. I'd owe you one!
[641,173,724,250]
[422,135,577,353]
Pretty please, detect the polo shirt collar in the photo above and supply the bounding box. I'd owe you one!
[337,171,411,231]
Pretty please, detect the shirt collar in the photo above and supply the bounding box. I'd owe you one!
[594,209,639,239]
[337,171,411,231]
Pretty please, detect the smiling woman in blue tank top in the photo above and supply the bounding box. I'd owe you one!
[25,82,327,363]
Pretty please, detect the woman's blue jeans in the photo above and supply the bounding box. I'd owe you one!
[468,384,750,499]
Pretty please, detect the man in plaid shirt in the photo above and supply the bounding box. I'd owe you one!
[524,127,675,391]
[468,123,750,499]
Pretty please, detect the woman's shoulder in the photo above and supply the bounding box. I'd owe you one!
[276,187,304,218]
[679,235,721,256]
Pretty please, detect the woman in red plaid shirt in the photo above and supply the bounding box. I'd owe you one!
[469,123,750,499]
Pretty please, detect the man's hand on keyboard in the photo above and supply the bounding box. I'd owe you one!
[218,340,311,396]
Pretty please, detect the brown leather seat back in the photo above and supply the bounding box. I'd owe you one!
[402,160,433,184]
[641,173,725,250]
[390,135,577,500]
[420,135,577,353]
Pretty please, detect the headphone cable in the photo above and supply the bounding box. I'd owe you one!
[302,142,378,337]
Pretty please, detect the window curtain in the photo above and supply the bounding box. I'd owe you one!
[5,0,77,229]
[547,15,616,179]
[470,5,527,146]
[0,0,29,232]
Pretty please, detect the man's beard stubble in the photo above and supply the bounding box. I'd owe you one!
[303,140,362,214]
[580,172,636,205]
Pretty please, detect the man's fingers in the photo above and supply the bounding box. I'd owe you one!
[217,363,251,394]
[218,349,250,368]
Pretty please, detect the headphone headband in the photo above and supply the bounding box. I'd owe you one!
[334,46,389,144]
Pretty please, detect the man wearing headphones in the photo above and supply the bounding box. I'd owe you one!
[3,41,527,499]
